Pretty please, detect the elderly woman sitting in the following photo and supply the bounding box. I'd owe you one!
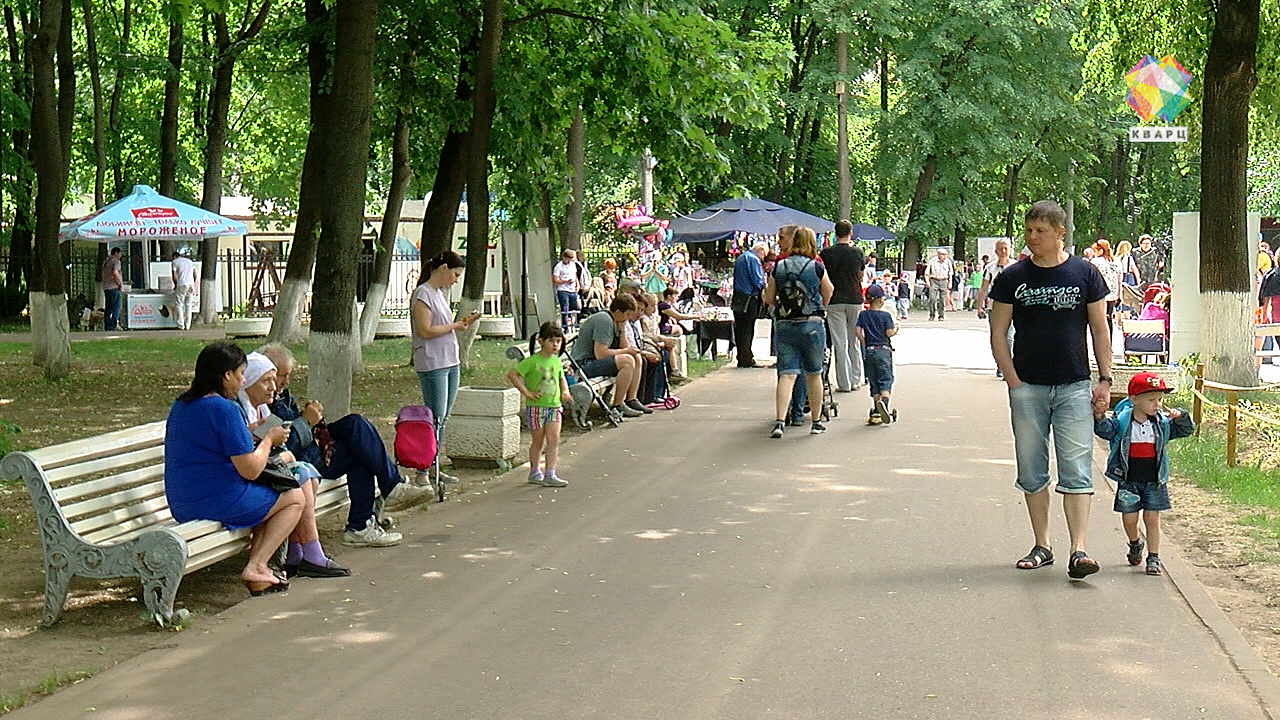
[257,343,431,549]
[237,351,351,579]
[163,343,304,596]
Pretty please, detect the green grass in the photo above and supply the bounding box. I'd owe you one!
[0,667,98,714]
[1169,431,1280,541]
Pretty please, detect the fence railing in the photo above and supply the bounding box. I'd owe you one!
[1190,362,1280,466]
[0,247,422,319]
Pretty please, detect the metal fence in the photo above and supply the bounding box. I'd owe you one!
[0,247,422,319]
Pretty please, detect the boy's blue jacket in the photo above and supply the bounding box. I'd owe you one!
[1093,397,1195,485]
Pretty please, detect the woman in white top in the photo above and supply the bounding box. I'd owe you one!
[1091,239,1122,338]
[412,251,479,481]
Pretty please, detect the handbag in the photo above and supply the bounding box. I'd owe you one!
[251,456,303,494]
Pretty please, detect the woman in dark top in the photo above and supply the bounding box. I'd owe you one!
[164,343,303,596]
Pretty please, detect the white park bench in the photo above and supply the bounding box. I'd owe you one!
[0,421,347,628]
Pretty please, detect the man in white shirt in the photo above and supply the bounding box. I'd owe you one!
[170,250,197,330]
[925,247,953,321]
[553,249,582,331]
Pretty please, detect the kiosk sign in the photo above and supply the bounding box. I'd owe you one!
[1125,54,1192,143]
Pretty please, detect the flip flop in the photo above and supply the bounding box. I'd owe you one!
[245,578,289,597]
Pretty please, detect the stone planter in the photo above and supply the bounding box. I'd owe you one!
[224,317,272,337]
[477,315,515,338]
[375,317,411,338]
[444,386,521,467]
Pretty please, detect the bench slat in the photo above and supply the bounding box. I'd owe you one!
[76,495,173,544]
[54,463,164,505]
[46,446,165,488]
[64,477,166,525]
[26,422,166,470]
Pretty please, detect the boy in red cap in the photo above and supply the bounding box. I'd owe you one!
[1093,372,1194,575]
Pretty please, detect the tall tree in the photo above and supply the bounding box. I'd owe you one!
[307,0,379,418]
[1199,0,1260,386]
[198,0,272,325]
[268,0,331,342]
[359,106,411,344]
[28,0,70,377]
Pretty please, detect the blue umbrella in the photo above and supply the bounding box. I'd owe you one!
[850,223,896,242]
[666,197,834,244]
[59,185,247,242]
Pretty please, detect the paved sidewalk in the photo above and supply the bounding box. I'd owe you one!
[6,316,1279,719]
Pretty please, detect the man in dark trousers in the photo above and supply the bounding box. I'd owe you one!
[732,242,767,368]
[819,220,867,392]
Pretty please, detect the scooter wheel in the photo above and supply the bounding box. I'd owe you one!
[664,397,680,409]
[379,515,398,530]
[891,410,898,422]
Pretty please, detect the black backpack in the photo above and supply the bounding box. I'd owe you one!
[774,258,814,319]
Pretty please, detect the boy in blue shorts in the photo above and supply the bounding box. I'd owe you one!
[1093,372,1194,575]
[855,283,899,425]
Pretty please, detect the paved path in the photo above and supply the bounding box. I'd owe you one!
[8,316,1280,719]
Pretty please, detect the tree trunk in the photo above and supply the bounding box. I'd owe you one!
[456,0,503,366]
[30,0,69,377]
[4,7,34,301]
[901,154,937,269]
[836,31,849,220]
[308,0,378,418]
[198,1,269,326]
[1199,0,1259,386]
[1002,163,1020,241]
[876,43,888,227]
[198,14,232,326]
[80,0,105,207]
[158,16,183,258]
[360,107,411,344]
[418,17,479,266]
[268,0,329,342]
[560,106,584,252]
[108,0,130,199]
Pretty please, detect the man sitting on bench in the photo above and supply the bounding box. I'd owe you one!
[571,294,646,418]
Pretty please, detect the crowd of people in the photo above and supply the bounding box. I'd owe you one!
[160,212,1214,600]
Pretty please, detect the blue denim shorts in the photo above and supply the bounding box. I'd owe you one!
[1007,380,1094,495]
[864,347,894,395]
[775,319,825,376]
[1114,479,1171,513]
[577,356,619,378]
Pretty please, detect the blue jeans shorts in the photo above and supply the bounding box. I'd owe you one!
[577,356,619,378]
[863,347,894,395]
[775,319,825,376]
[1114,479,1171,513]
[1007,380,1094,495]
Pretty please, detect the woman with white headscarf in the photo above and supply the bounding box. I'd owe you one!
[237,351,350,579]
[164,342,304,596]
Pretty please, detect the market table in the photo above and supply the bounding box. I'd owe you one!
[694,319,734,360]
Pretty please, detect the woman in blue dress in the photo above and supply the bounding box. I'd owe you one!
[164,343,304,596]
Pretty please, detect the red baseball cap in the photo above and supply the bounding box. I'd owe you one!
[1128,372,1171,396]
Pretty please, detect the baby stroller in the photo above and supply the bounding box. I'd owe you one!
[818,322,838,422]
[394,405,445,503]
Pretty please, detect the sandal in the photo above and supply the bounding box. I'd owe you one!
[1016,545,1054,570]
[1068,550,1100,579]
[1145,554,1162,576]
[1126,538,1145,566]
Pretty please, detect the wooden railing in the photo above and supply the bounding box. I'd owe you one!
[1190,362,1280,466]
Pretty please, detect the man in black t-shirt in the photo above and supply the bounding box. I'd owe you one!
[988,200,1113,581]
[819,220,867,392]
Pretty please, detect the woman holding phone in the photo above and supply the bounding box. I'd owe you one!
[411,251,479,483]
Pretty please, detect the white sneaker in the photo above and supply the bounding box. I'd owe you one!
[540,474,568,487]
[342,518,403,547]
[383,481,432,513]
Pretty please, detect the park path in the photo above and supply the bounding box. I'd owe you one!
[6,315,1280,719]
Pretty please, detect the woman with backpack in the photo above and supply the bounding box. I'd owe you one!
[764,226,834,439]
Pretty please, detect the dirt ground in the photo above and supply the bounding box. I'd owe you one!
[1,402,1279,712]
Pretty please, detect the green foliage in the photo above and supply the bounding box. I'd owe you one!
[0,419,21,459]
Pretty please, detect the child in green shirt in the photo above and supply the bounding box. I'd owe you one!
[508,322,573,487]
